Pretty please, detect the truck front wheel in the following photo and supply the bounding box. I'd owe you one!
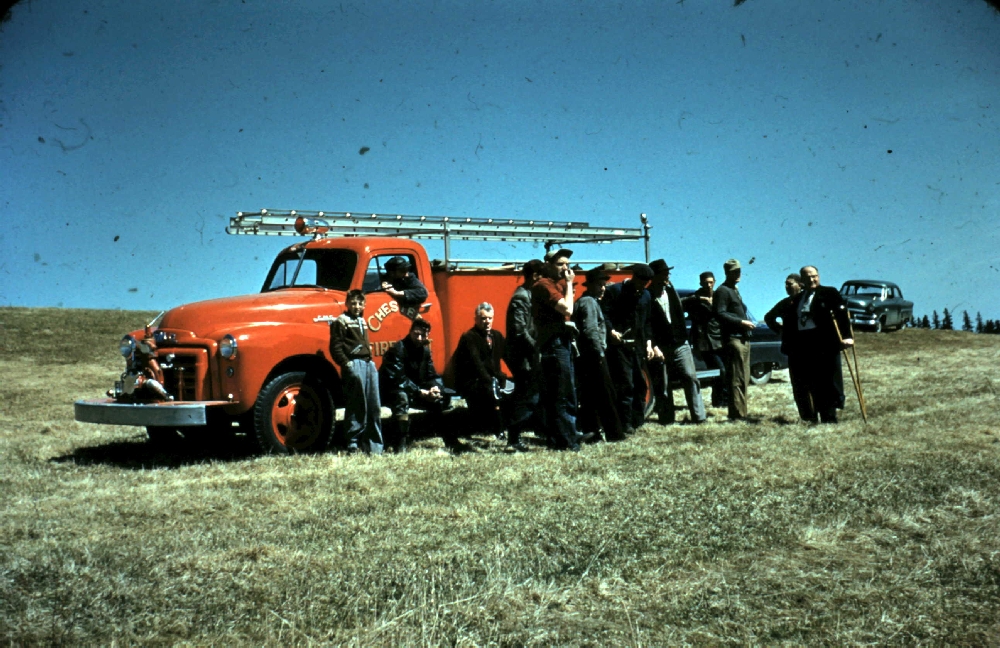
[253,372,333,454]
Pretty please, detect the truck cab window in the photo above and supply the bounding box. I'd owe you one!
[262,249,358,292]
[363,254,419,294]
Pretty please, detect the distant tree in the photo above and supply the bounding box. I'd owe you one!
[932,310,941,329]
[941,309,954,330]
[920,315,930,329]
[985,320,997,334]
[976,312,984,333]
[962,311,972,332]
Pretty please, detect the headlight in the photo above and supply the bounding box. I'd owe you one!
[119,335,136,358]
[219,334,238,359]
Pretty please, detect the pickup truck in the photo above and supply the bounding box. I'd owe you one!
[839,279,913,332]
[75,209,652,453]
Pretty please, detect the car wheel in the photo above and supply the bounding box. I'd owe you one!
[253,372,334,454]
[749,364,772,386]
[874,318,884,333]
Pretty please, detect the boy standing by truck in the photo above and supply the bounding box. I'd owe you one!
[331,289,383,454]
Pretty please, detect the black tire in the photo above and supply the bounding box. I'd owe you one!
[253,372,334,454]
[874,318,884,333]
[749,364,772,386]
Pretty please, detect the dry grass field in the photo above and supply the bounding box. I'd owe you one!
[2,306,1000,646]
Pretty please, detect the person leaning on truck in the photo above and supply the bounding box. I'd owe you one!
[685,271,727,408]
[452,302,507,443]
[330,289,384,454]
[791,265,853,424]
[532,249,583,451]
[764,273,815,421]
[381,256,429,320]
[503,258,545,452]
[647,259,707,425]
[602,263,655,434]
[379,318,452,453]
[572,265,626,442]
[713,259,755,421]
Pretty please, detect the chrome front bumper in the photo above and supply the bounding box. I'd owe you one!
[74,399,231,427]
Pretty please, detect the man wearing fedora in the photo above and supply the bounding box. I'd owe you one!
[572,265,626,442]
[381,256,428,320]
[713,258,755,420]
[648,259,707,424]
[602,263,655,434]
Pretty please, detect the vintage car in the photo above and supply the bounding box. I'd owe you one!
[839,280,913,332]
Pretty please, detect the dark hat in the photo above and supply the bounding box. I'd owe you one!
[544,248,573,263]
[631,263,654,280]
[649,259,674,275]
[521,259,545,278]
[723,258,741,274]
[585,265,612,284]
[385,256,411,272]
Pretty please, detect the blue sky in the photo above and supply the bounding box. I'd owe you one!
[2,0,999,320]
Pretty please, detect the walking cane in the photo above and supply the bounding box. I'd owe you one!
[832,317,868,423]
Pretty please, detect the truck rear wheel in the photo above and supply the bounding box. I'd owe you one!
[749,363,773,385]
[253,372,333,454]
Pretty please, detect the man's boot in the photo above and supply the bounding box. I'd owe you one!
[395,416,410,453]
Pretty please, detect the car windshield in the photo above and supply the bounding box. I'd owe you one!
[841,284,885,298]
[261,248,358,292]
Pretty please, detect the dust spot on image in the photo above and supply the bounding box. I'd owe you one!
[114,235,120,242]
[128,287,138,293]
[359,146,370,155]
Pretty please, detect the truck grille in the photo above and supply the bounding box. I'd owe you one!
[160,349,210,401]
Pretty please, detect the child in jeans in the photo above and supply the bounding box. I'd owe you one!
[330,290,383,454]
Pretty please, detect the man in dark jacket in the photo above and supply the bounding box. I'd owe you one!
[379,318,451,452]
[381,256,429,320]
[503,259,545,451]
[685,271,727,408]
[764,273,813,420]
[713,259,755,420]
[452,302,507,440]
[572,265,625,442]
[648,259,706,424]
[790,265,853,423]
[602,263,655,433]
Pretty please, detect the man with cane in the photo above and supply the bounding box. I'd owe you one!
[793,266,854,423]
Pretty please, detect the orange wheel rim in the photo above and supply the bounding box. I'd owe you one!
[270,383,324,449]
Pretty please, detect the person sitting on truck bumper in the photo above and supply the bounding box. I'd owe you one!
[379,318,451,452]
[452,302,507,445]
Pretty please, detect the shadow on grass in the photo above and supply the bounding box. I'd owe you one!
[51,435,259,469]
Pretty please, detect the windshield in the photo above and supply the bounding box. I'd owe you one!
[262,248,358,292]
[841,284,885,298]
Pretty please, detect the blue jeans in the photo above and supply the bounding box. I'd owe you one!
[539,334,578,449]
[343,359,383,454]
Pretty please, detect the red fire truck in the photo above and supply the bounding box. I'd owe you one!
[75,210,651,453]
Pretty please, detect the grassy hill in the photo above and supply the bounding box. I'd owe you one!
[2,307,999,645]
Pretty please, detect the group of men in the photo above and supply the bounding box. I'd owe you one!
[332,252,855,455]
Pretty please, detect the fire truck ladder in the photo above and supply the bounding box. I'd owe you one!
[227,209,651,266]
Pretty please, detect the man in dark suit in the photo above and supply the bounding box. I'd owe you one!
[791,266,853,423]
[504,259,545,451]
[452,302,507,442]
[648,259,706,424]
[603,263,655,433]
[764,273,814,421]
[713,259,755,420]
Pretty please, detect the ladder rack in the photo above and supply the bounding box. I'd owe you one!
[228,209,651,264]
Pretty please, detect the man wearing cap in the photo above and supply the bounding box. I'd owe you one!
[713,259,755,420]
[381,256,429,320]
[572,266,626,442]
[648,259,707,424]
[602,263,655,433]
[503,259,545,452]
[531,248,582,450]
[791,265,853,423]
